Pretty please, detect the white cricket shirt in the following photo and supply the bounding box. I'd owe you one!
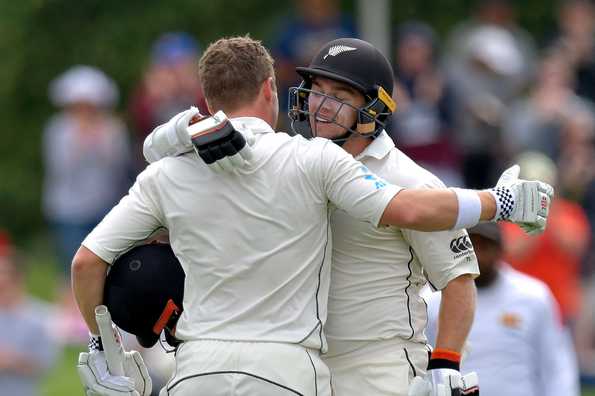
[425,265,579,396]
[83,117,400,352]
[325,131,479,346]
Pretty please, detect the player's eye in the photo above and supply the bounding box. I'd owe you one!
[311,83,323,92]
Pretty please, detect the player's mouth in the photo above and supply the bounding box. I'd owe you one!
[314,117,332,124]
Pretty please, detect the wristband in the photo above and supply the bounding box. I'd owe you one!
[428,348,461,371]
[88,333,103,352]
[489,186,515,221]
[451,188,481,230]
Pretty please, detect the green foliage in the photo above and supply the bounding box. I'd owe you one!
[0,0,288,240]
[23,232,61,301]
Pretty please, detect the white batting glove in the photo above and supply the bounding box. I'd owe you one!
[489,164,553,235]
[188,111,255,174]
[205,127,255,173]
[409,369,479,396]
[143,106,201,163]
[77,334,152,396]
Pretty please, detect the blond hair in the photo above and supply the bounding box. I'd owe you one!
[199,35,275,113]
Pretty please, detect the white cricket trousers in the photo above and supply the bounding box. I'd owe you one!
[160,339,332,396]
[323,338,429,396]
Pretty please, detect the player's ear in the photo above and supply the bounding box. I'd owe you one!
[262,77,276,103]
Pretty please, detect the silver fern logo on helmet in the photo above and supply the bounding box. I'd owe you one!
[323,45,357,59]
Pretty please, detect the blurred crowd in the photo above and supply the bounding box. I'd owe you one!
[3,0,595,394]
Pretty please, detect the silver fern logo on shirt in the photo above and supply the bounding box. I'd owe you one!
[323,45,357,60]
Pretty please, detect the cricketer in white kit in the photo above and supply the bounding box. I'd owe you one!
[323,133,479,396]
[82,115,399,395]
[288,38,480,396]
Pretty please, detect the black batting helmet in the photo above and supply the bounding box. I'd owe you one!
[289,37,396,142]
[103,243,185,348]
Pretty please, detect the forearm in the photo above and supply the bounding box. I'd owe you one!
[435,274,476,353]
[380,189,496,231]
[71,246,109,335]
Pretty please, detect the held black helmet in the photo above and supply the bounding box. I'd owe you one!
[288,38,396,143]
[103,243,185,348]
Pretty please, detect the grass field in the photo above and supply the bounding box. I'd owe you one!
[42,346,85,395]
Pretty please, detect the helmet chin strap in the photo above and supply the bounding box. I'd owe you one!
[330,131,352,146]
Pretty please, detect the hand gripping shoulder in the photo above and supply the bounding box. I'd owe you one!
[188,111,248,165]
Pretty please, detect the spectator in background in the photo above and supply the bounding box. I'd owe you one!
[557,107,595,200]
[0,231,59,396]
[503,47,593,161]
[390,21,463,186]
[551,0,595,103]
[128,32,208,169]
[501,151,591,326]
[447,25,527,188]
[442,0,537,189]
[270,0,357,129]
[575,276,595,383]
[425,222,580,396]
[582,174,595,278]
[507,80,595,279]
[42,65,132,343]
[443,0,537,87]
[556,106,595,278]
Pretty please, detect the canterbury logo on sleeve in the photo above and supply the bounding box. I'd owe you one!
[450,235,473,254]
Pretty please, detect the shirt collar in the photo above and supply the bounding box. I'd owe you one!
[230,117,275,135]
[354,131,395,161]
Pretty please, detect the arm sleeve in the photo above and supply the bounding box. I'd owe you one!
[82,165,165,264]
[535,290,580,396]
[403,228,479,290]
[316,140,402,226]
[400,177,479,290]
